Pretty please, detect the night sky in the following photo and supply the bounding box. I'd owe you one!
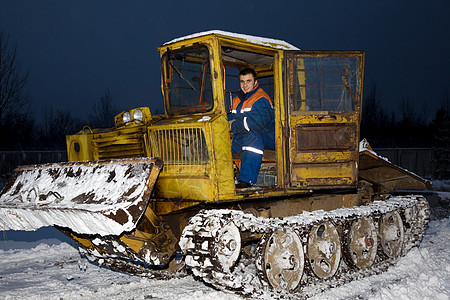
[0,1,449,123]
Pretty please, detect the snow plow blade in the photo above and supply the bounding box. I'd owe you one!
[0,157,163,236]
[359,140,432,192]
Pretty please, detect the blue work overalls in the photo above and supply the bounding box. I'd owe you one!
[228,83,275,184]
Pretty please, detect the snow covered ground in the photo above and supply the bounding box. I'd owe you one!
[1,192,449,300]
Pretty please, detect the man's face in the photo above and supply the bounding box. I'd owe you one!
[239,73,257,94]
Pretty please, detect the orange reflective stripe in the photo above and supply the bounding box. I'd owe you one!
[241,89,272,111]
[231,84,273,113]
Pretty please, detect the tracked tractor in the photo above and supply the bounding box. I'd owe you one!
[0,31,431,297]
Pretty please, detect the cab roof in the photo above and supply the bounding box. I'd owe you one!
[162,30,300,51]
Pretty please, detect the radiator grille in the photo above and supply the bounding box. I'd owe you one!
[151,128,209,165]
[93,128,146,160]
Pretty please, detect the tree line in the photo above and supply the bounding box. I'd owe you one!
[361,83,449,149]
[361,84,449,179]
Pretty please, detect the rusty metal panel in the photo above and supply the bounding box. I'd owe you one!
[291,162,357,188]
[292,150,355,164]
[296,123,356,151]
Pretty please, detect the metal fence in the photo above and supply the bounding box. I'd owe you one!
[0,150,67,176]
[373,148,435,179]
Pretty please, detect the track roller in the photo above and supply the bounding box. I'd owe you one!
[260,229,304,291]
[379,210,404,259]
[346,217,378,269]
[212,220,241,272]
[307,222,341,279]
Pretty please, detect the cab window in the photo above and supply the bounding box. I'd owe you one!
[163,45,213,115]
[288,56,360,112]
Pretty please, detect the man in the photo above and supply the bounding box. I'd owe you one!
[228,68,275,188]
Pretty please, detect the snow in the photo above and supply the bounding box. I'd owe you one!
[1,199,449,300]
[0,239,241,300]
[163,30,300,50]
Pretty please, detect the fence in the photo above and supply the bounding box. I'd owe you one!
[374,148,435,179]
[0,150,67,177]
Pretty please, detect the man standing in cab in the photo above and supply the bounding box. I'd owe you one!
[228,68,275,188]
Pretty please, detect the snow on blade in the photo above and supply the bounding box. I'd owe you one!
[0,157,163,236]
[359,138,389,161]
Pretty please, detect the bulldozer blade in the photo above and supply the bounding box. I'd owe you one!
[359,140,432,192]
[0,157,163,236]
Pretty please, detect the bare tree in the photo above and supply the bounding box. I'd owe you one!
[88,88,119,127]
[362,83,383,128]
[431,91,450,179]
[38,106,83,149]
[0,30,34,149]
[361,82,396,146]
[0,30,30,122]
[399,96,417,126]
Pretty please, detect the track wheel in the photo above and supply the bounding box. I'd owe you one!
[213,221,241,273]
[379,210,404,259]
[261,229,304,291]
[347,217,378,269]
[307,222,341,279]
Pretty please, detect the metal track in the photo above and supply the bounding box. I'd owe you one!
[179,195,430,299]
[79,248,187,280]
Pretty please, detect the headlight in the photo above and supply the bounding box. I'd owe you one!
[123,111,131,123]
[133,109,143,123]
[115,107,151,127]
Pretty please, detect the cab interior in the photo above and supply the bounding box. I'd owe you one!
[220,45,279,188]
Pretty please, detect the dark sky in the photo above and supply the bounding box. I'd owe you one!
[0,0,449,123]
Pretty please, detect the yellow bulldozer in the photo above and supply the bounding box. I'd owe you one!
[0,31,431,297]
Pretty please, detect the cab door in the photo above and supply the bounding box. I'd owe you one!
[284,51,365,189]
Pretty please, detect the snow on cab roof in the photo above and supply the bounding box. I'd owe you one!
[163,30,300,50]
